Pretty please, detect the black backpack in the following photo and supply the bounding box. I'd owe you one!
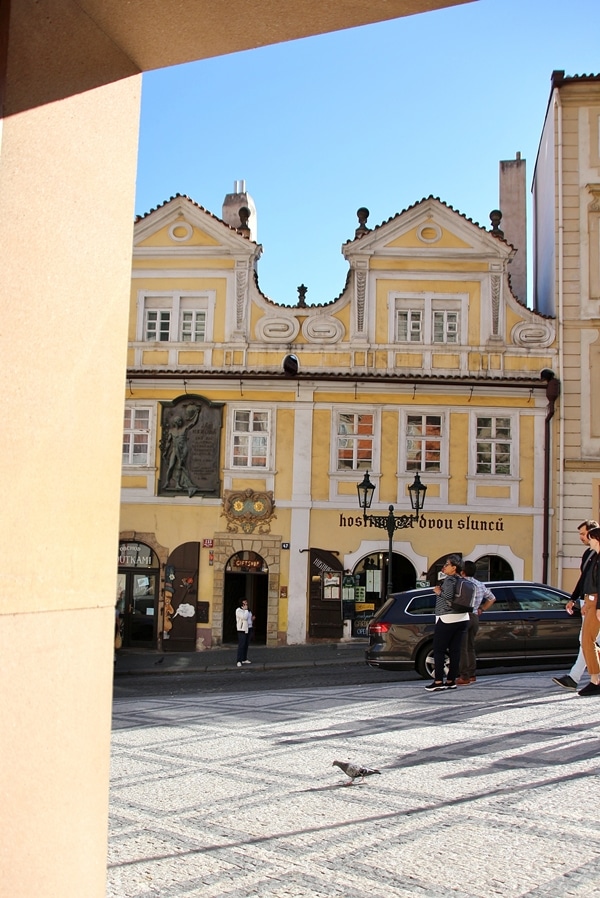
[451,577,476,613]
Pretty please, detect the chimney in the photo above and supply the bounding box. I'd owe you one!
[499,153,527,304]
[222,180,258,241]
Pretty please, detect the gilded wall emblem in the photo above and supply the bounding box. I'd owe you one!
[222,489,276,533]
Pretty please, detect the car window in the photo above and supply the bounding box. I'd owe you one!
[405,593,436,615]
[481,587,516,612]
[510,585,568,611]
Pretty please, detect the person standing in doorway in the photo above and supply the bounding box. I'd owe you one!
[553,519,599,691]
[236,599,252,667]
[576,526,600,696]
[425,555,469,692]
[456,560,496,685]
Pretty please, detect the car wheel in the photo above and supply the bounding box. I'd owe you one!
[416,643,449,680]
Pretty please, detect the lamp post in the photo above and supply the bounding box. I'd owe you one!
[356,471,427,598]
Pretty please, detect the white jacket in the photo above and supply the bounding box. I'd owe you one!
[236,606,249,632]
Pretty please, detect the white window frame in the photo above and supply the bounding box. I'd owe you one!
[136,291,215,343]
[401,411,446,475]
[328,407,382,504]
[398,409,449,506]
[396,308,423,343]
[144,307,171,342]
[474,414,513,476]
[229,407,273,470]
[391,292,466,345]
[180,306,207,342]
[467,410,520,507]
[334,410,375,472]
[432,307,459,344]
[122,404,153,467]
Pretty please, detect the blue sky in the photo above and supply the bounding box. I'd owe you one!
[135,0,599,307]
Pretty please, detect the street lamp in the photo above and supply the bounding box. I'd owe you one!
[356,471,427,598]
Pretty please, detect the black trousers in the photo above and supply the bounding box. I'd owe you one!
[433,618,468,682]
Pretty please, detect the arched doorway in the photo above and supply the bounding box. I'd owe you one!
[222,551,269,645]
[473,554,514,581]
[117,541,161,648]
[353,552,417,609]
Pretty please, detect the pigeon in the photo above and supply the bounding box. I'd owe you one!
[332,760,381,785]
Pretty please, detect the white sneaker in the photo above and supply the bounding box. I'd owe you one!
[242,660,251,664]
[236,662,242,667]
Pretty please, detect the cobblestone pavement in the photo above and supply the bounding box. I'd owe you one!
[108,671,600,898]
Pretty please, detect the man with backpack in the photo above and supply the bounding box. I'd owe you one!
[456,560,496,685]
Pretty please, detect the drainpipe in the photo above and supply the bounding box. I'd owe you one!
[541,369,560,583]
[555,89,566,587]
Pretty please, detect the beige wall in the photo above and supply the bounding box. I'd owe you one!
[0,73,141,898]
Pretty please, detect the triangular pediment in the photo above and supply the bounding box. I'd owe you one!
[343,196,513,262]
[385,222,472,250]
[137,221,221,249]
[133,194,261,258]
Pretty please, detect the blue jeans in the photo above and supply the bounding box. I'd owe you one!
[433,618,468,682]
[237,630,249,663]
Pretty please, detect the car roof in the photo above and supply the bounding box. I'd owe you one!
[390,581,570,600]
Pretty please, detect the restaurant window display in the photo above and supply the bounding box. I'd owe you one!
[117,541,160,648]
[354,553,417,606]
[350,553,417,637]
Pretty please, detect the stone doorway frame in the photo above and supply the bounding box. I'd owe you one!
[211,532,282,646]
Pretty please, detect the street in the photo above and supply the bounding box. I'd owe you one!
[112,662,415,698]
[108,668,600,897]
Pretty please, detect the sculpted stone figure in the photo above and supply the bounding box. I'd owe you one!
[161,405,199,495]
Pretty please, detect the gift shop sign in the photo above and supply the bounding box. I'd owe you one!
[338,514,505,532]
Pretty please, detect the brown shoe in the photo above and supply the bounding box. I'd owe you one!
[456,677,471,685]
[470,677,476,683]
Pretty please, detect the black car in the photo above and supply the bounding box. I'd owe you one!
[365,581,580,678]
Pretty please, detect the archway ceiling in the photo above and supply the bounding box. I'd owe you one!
[7,0,474,114]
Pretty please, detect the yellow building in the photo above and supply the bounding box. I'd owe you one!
[533,71,600,592]
[120,186,557,651]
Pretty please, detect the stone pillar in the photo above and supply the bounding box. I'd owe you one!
[0,12,142,893]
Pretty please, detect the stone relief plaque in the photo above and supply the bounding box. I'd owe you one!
[159,395,223,497]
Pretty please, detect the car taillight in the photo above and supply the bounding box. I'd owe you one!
[369,622,391,635]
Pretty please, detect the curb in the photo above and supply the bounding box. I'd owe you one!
[114,655,367,677]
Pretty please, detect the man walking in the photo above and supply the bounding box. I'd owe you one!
[553,519,599,690]
[456,560,496,685]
